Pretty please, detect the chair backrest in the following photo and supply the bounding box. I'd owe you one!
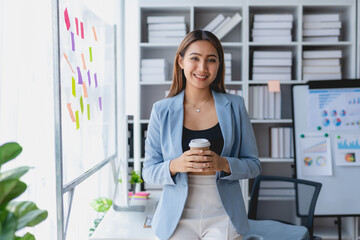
[248,175,322,238]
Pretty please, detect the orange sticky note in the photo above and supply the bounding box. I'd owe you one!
[92,26,98,41]
[81,53,86,70]
[67,103,76,122]
[64,53,75,73]
[268,80,281,92]
[82,81,88,98]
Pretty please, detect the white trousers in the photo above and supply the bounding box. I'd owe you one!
[170,175,242,240]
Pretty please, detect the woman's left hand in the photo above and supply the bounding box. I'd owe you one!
[196,150,231,173]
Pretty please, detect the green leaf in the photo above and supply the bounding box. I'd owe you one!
[0,167,30,182]
[0,209,8,223]
[15,233,35,240]
[0,212,16,240]
[0,180,27,207]
[90,197,112,213]
[0,143,22,167]
[16,209,48,230]
[6,201,37,219]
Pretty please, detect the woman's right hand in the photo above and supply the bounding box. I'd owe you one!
[169,149,210,176]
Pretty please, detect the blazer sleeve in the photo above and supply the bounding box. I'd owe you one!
[142,103,176,186]
[220,97,261,180]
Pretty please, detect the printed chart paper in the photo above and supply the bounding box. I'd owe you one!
[299,133,333,176]
[331,132,360,166]
[308,88,360,131]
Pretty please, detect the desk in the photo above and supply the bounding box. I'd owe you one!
[90,191,160,240]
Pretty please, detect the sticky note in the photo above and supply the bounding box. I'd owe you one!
[82,82,88,98]
[75,17,79,36]
[64,8,70,31]
[71,32,75,51]
[80,95,84,114]
[94,73,98,88]
[77,67,83,84]
[87,70,91,86]
[81,22,84,39]
[64,53,75,73]
[72,77,76,97]
[89,47,92,62]
[67,103,76,122]
[75,111,80,130]
[87,104,90,120]
[268,80,280,92]
[99,97,102,111]
[81,53,86,70]
[92,26,98,41]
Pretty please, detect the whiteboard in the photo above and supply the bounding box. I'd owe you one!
[292,80,360,216]
[59,1,116,184]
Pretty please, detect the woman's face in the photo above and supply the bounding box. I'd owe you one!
[178,40,220,90]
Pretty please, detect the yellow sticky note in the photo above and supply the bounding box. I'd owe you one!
[72,77,76,97]
[80,95,84,114]
[87,104,90,120]
[75,111,80,130]
[268,80,281,92]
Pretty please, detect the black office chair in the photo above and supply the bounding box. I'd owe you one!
[248,175,322,240]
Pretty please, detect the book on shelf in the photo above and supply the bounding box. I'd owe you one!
[148,23,186,31]
[148,30,186,38]
[270,127,292,158]
[229,89,237,95]
[303,65,341,73]
[141,59,169,68]
[252,74,291,81]
[303,14,340,22]
[278,127,284,158]
[253,59,292,67]
[141,73,168,82]
[253,67,291,74]
[303,36,339,42]
[303,73,341,80]
[141,66,169,75]
[303,29,340,37]
[249,86,280,119]
[253,51,292,59]
[203,13,225,32]
[271,127,279,158]
[148,37,183,44]
[252,29,291,36]
[225,60,231,66]
[303,50,342,59]
[303,21,341,29]
[224,74,232,82]
[214,12,242,40]
[284,127,291,158]
[253,21,292,29]
[257,86,264,119]
[254,14,293,22]
[211,16,231,34]
[303,58,340,66]
[252,36,292,42]
[224,53,232,60]
[268,91,275,119]
[264,85,269,119]
[147,16,185,24]
[274,92,281,119]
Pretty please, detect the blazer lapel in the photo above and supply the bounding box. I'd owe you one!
[212,90,232,157]
[169,91,185,159]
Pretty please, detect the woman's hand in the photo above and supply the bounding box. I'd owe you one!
[169,150,231,175]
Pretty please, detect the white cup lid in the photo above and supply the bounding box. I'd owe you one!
[189,138,211,148]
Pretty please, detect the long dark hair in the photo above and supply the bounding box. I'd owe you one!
[167,30,226,98]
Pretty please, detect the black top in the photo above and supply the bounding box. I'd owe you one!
[182,122,224,155]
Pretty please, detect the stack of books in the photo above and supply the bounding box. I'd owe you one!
[270,127,294,159]
[302,50,342,80]
[251,14,293,42]
[259,181,295,197]
[249,85,281,120]
[202,12,242,40]
[303,14,341,42]
[224,53,232,82]
[225,89,242,96]
[147,16,187,43]
[128,192,151,200]
[141,59,170,82]
[252,51,292,81]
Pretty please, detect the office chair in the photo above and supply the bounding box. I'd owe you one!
[247,175,322,240]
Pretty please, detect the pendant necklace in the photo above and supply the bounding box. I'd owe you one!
[185,94,213,113]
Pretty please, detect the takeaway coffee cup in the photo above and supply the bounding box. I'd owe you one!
[189,138,211,151]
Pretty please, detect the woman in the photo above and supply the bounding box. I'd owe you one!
[142,30,261,240]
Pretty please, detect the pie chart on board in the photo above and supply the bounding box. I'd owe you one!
[334,118,341,126]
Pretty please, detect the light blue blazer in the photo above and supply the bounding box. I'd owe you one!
[142,90,261,240]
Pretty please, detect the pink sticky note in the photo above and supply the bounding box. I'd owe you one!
[82,82,88,98]
[67,103,76,122]
[75,17,79,36]
[92,26,98,41]
[81,53,86,70]
[64,8,70,31]
[63,53,75,73]
[268,80,281,92]
[81,22,84,39]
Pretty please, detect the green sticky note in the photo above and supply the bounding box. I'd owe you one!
[89,47,92,62]
[72,77,76,97]
[80,95,84,114]
[87,104,90,120]
[75,111,80,130]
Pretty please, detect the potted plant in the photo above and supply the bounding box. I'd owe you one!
[129,170,143,193]
[0,142,48,240]
[89,197,112,237]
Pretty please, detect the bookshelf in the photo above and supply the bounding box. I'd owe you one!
[131,0,358,239]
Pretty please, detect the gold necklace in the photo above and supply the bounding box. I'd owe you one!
[185,94,213,113]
